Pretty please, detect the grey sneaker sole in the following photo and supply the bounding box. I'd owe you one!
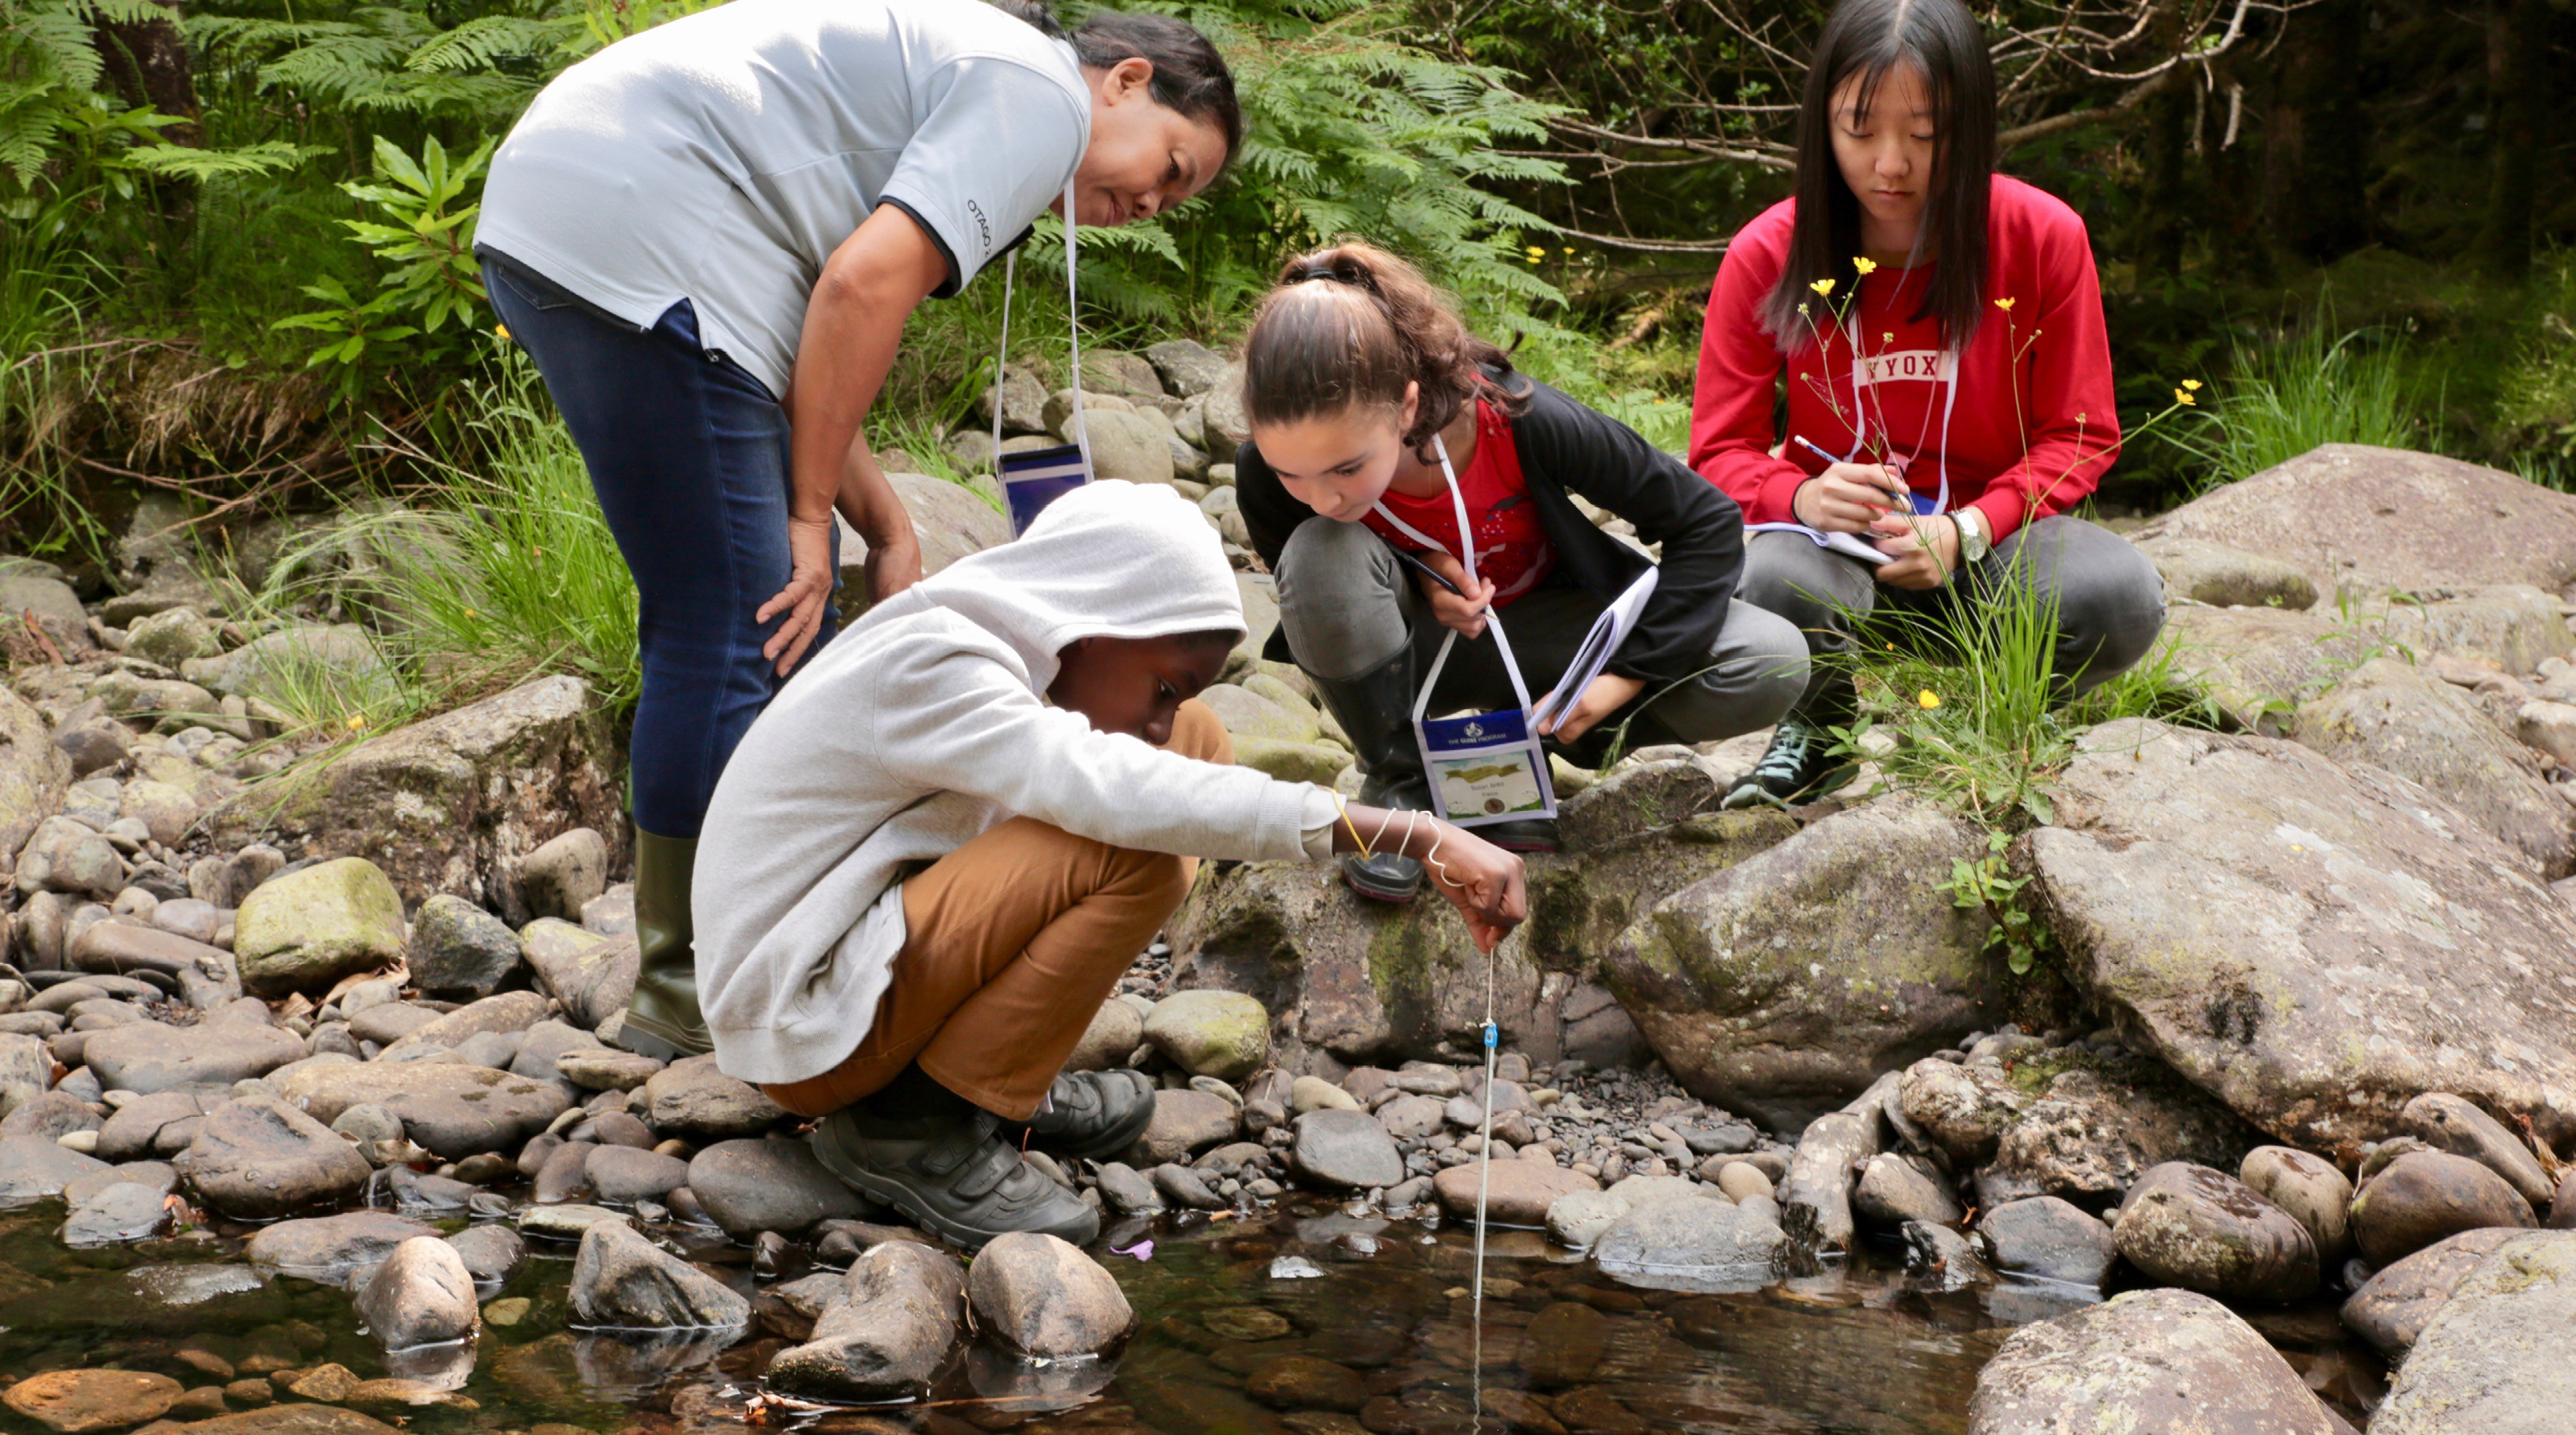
[810,1117,1099,1251]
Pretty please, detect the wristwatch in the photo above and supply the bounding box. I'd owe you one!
[1952,508,1992,566]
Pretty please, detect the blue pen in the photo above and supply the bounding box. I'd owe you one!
[1792,435,1909,510]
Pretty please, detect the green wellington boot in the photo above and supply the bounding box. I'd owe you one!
[619,828,712,1060]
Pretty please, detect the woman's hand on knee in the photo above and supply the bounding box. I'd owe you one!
[1792,464,1909,534]
[756,514,838,674]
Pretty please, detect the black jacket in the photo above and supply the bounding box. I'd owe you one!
[1236,373,1745,686]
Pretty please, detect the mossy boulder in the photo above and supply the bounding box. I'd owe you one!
[1143,990,1269,1080]
[234,857,406,996]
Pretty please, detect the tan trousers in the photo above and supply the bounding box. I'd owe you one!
[762,699,1228,1123]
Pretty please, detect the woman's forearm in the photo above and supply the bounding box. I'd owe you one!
[787,205,949,546]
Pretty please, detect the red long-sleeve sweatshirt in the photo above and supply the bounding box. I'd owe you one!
[1690,175,2119,544]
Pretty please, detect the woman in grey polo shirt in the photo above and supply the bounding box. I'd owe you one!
[475,0,1238,1062]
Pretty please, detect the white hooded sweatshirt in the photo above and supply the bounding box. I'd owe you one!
[694,481,1318,1085]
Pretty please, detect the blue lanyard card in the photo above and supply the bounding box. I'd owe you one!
[1417,706,1556,826]
[1000,443,1091,537]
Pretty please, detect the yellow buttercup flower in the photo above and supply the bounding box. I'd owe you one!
[2175,388,2196,407]
[1852,257,1878,276]
[494,324,510,340]
[1526,245,1547,262]
[1810,278,1836,297]
[1917,690,1941,709]
[1994,296,2016,311]
[1562,246,1575,256]
[2183,378,2203,391]
[346,713,369,732]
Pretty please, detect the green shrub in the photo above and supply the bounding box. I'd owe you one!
[2171,308,2431,490]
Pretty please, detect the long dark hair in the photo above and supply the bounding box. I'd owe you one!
[990,1,1244,170]
[1240,243,1530,459]
[1761,0,1997,353]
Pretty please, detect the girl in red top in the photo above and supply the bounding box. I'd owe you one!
[1691,0,2164,808]
[1235,244,1808,903]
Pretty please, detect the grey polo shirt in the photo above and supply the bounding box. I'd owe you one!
[478,0,1090,399]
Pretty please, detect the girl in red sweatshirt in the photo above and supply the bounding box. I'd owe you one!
[1691,0,2165,808]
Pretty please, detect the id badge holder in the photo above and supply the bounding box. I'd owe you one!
[1413,623,1556,828]
[995,181,1095,536]
[1391,432,1555,828]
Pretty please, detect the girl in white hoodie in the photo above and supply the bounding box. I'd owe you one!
[691,480,1524,1248]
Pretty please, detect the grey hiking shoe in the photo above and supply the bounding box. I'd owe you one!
[1001,1068,1156,1161]
[1720,714,1857,809]
[811,1105,1099,1251]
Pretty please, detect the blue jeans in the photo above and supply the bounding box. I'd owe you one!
[483,252,838,838]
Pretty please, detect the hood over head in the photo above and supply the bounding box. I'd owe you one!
[849,479,1244,691]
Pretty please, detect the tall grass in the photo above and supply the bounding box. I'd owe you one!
[2175,315,2429,490]
[0,195,115,559]
[242,347,639,738]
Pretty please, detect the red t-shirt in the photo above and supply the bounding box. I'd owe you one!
[1364,397,1555,607]
[1688,175,2120,542]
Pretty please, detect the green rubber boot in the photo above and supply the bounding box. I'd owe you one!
[618,828,712,1060]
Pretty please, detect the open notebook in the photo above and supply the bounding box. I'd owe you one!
[1530,567,1660,732]
[1741,521,1894,566]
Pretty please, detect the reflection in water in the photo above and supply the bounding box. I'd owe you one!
[0,1200,2385,1435]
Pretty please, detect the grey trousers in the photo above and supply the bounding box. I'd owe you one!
[1272,516,1808,748]
[1736,515,2168,711]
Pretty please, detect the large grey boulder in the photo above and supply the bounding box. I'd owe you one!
[408,895,524,999]
[2159,588,2574,735]
[684,1137,871,1239]
[568,1217,749,1329]
[182,1094,371,1220]
[519,919,637,1030]
[2130,443,2576,599]
[1975,1196,2117,1286]
[0,687,69,863]
[2340,1226,2524,1358]
[232,857,406,997]
[639,1054,789,1141]
[2109,1162,2318,1303]
[2030,720,2576,1159]
[278,1061,570,1159]
[353,1236,478,1350]
[1965,1287,2342,1434]
[0,1136,110,1206]
[2294,659,2573,877]
[187,623,387,705]
[244,1210,438,1284]
[967,1231,1135,1357]
[2371,1231,2576,1433]
[2400,1091,2558,1209]
[1590,1194,1786,1290]
[2348,1150,2534,1266]
[1169,781,1800,1070]
[83,1014,307,1095]
[201,675,624,905]
[2130,534,2318,611]
[832,474,1011,623]
[765,1240,964,1401]
[1604,798,1994,1128]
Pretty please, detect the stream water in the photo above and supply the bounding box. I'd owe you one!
[0,1193,2383,1434]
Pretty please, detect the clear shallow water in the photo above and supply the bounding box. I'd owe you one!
[0,1195,2381,1435]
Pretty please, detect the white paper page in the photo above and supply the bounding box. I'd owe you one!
[1742,521,1894,567]
[1531,566,1661,731]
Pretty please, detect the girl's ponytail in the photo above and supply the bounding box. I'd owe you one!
[1242,243,1528,458]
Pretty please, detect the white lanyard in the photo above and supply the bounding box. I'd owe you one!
[990,180,1089,468]
[1842,296,1957,514]
[1372,433,1536,723]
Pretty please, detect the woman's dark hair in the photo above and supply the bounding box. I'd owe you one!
[1240,243,1530,458]
[1761,0,1997,354]
[991,1,1244,171]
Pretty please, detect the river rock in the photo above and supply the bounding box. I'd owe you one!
[2339,1226,2524,1358]
[1602,797,1993,1128]
[59,1181,168,1246]
[232,857,405,997]
[1143,990,1268,1080]
[2400,1091,2557,1208]
[117,780,196,848]
[1778,1106,1881,1254]
[277,1061,570,1159]
[1289,1108,1401,1190]
[1976,1195,2118,1286]
[201,675,623,905]
[1132,1087,1237,1165]
[967,1231,1135,1356]
[353,1237,478,1350]
[568,1217,749,1328]
[17,816,125,899]
[83,1019,304,1096]
[518,827,607,923]
[2294,658,2574,877]
[832,474,1014,622]
[2,1370,183,1432]
[1965,1287,2340,1434]
[2371,1231,2576,1433]
[1066,999,1144,1072]
[2029,720,2576,1159]
[686,1136,870,1237]
[380,990,551,1057]
[0,1032,50,1117]
[2110,1162,2317,1303]
[766,1240,965,1401]
[244,1211,437,1284]
[2130,534,2319,611]
[518,921,637,1031]
[182,1094,370,1219]
[1590,1195,1786,1285]
[68,921,225,982]
[407,896,522,999]
[91,1091,212,1162]
[640,1055,788,1141]
[587,1146,688,1204]
[1432,1160,1598,1225]
[1852,1150,1962,1227]
[446,1224,525,1284]
[0,688,70,861]
[2239,1145,2352,1265]
[2349,1150,2535,1266]
[0,1091,101,1143]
